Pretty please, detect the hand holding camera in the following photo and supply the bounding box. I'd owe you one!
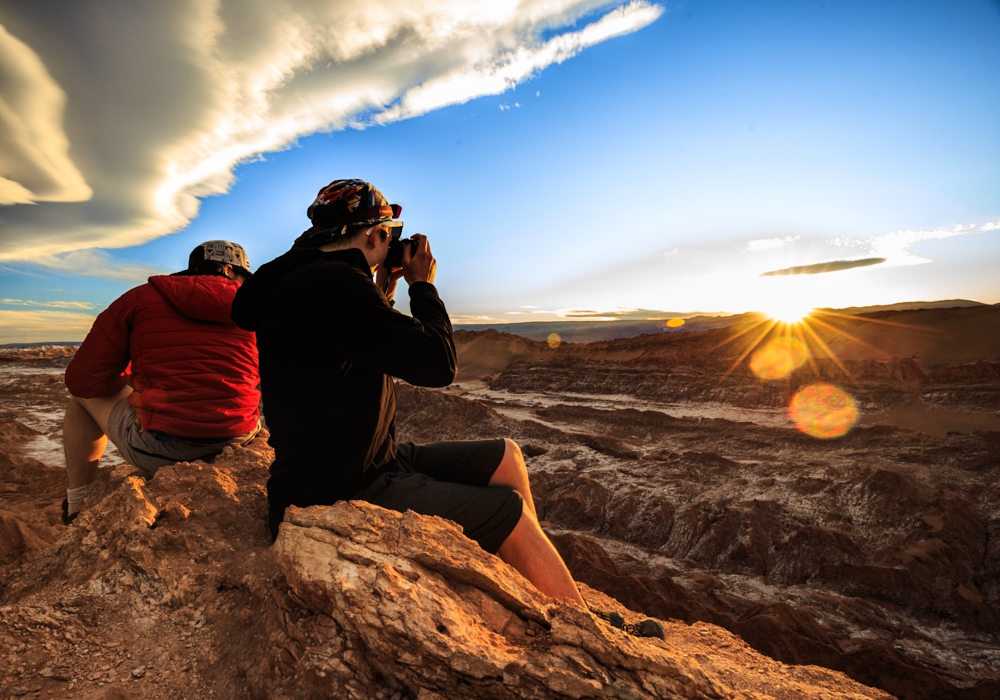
[400,233,436,286]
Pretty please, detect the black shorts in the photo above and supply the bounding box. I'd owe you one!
[271,439,522,554]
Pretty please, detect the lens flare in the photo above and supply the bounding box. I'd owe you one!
[788,384,859,439]
[547,333,561,348]
[750,336,810,380]
[666,318,685,328]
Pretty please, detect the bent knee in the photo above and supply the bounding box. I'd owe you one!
[503,437,523,462]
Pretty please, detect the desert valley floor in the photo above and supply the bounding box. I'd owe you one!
[1,305,998,699]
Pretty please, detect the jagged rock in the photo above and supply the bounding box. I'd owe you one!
[273,500,890,700]
[0,445,892,700]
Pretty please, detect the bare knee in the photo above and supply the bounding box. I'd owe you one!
[503,438,524,465]
[65,395,94,423]
[494,438,537,517]
[66,387,129,437]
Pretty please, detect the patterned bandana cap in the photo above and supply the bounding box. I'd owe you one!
[189,240,251,274]
[294,178,402,249]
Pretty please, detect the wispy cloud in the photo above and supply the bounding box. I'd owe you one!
[760,257,886,277]
[562,307,678,320]
[747,235,798,252]
[1,298,98,310]
[376,2,663,123]
[829,218,1000,266]
[449,314,514,325]
[14,249,167,283]
[0,309,95,344]
[0,1,663,262]
[501,306,687,321]
[0,24,91,205]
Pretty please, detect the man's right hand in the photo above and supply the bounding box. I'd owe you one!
[402,234,436,286]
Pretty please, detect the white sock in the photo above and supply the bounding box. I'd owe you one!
[66,485,88,516]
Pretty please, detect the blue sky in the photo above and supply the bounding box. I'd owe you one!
[1,0,998,341]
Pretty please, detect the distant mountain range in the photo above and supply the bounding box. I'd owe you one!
[455,299,990,344]
[0,341,83,349]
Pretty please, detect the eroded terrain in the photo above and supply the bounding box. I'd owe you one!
[1,305,998,699]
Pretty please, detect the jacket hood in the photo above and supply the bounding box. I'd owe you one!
[231,247,369,331]
[148,274,240,324]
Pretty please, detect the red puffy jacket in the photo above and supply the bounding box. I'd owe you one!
[65,274,260,439]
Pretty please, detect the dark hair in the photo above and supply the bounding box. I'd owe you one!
[172,261,231,278]
[292,222,383,250]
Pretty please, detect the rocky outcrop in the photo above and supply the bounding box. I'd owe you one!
[0,441,890,700]
[273,499,890,699]
[454,329,554,382]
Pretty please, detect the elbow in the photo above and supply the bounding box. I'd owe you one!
[65,364,123,399]
[64,366,85,397]
[439,368,458,388]
[424,355,458,388]
[425,363,457,388]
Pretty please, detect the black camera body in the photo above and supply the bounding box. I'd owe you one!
[384,237,418,269]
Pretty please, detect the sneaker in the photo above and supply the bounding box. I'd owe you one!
[590,606,626,629]
[624,619,665,640]
[61,499,78,526]
[590,606,665,640]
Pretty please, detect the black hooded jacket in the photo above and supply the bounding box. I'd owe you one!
[231,247,457,513]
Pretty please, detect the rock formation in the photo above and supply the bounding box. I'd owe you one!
[0,430,888,699]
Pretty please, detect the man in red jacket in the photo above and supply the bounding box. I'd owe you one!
[61,240,262,525]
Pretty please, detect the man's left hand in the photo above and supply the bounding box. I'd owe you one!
[375,265,405,302]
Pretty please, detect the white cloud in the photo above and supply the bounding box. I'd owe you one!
[829,218,1000,266]
[449,314,513,324]
[18,249,167,283]
[1,298,98,310]
[746,235,798,252]
[0,0,663,262]
[0,309,95,344]
[374,1,662,124]
[0,24,91,205]
[505,308,556,315]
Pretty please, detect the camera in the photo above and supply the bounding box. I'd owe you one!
[384,236,419,269]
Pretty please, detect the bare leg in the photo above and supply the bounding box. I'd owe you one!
[488,438,537,518]
[64,386,132,489]
[64,398,107,489]
[497,509,585,607]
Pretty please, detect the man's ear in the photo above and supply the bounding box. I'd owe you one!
[363,226,383,249]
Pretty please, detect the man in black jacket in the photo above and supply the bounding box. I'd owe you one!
[232,179,588,607]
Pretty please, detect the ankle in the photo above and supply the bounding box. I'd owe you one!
[66,485,88,515]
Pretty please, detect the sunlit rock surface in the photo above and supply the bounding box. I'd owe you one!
[274,500,889,699]
[0,430,886,700]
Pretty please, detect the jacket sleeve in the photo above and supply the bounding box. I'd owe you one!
[334,274,457,387]
[64,288,138,398]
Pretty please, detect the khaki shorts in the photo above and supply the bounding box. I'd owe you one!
[106,397,260,475]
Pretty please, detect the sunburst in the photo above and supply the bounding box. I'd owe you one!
[762,301,814,325]
[704,307,924,438]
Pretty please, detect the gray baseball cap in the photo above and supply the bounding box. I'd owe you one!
[188,240,251,277]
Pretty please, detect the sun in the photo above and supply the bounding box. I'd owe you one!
[762,301,814,324]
